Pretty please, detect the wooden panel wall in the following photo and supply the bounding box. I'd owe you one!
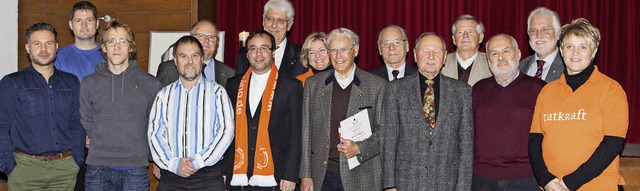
[18,0,200,72]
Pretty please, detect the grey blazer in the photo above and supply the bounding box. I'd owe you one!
[156,59,235,87]
[380,73,474,190]
[300,68,386,191]
[518,54,565,82]
[441,52,492,86]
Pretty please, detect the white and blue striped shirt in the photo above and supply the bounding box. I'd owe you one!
[148,76,234,175]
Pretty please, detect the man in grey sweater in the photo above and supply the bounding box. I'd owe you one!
[79,21,162,190]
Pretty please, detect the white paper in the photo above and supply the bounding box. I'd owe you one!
[339,109,372,170]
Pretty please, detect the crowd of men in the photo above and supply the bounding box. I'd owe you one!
[0,0,628,191]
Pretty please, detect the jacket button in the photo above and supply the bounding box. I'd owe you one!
[424,164,428,170]
[326,145,329,149]
[323,161,327,165]
[428,140,432,146]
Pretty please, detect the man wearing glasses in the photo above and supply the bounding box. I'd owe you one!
[235,0,305,78]
[79,21,162,190]
[225,30,302,191]
[370,25,417,81]
[518,7,565,82]
[300,28,385,191]
[157,20,235,87]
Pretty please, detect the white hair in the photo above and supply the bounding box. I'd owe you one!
[327,28,360,46]
[527,7,561,33]
[263,0,295,20]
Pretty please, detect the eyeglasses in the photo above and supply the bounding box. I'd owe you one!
[105,39,130,47]
[380,39,407,48]
[192,33,218,43]
[528,27,553,36]
[264,16,290,26]
[247,46,273,53]
[328,45,356,56]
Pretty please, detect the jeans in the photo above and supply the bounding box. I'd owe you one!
[85,165,149,191]
[471,174,539,191]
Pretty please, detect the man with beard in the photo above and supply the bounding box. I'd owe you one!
[0,22,85,190]
[519,7,565,82]
[55,1,104,81]
[149,36,235,190]
[156,20,235,87]
[235,0,305,78]
[471,34,544,191]
[441,14,492,86]
[369,25,417,81]
[80,21,162,190]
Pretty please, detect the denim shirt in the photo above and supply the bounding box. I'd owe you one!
[0,66,85,174]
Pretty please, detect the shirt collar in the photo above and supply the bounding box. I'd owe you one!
[535,48,559,65]
[385,62,406,80]
[174,74,205,90]
[455,51,479,69]
[325,68,361,87]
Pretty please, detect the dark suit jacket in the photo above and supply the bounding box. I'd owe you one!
[518,53,565,82]
[380,73,474,190]
[369,63,418,81]
[235,40,305,77]
[300,68,386,191]
[224,72,302,189]
[156,59,235,87]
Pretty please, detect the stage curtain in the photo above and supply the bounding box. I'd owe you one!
[217,0,640,143]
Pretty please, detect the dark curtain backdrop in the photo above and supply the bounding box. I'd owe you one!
[218,0,640,143]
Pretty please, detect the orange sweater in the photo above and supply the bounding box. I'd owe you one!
[530,67,628,190]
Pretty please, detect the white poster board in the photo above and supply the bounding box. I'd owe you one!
[148,31,225,76]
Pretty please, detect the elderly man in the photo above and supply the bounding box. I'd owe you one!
[157,20,234,87]
[235,0,305,77]
[225,30,302,191]
[370,25,417,81]
[441,14,492,86]
[80,21,162,190]
[55,1,104,81]
[380,33,473,191]
[471,34,545,191]
[300,28,385,191]
[519,7,565,82]
[0,22,85,190]
[149,36,235,190]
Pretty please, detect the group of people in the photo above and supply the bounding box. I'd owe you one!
[0,0,629,191]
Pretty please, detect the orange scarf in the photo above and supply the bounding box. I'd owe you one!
[231,62,278,187]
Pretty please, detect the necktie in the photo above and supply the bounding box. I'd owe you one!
[201,63,208,79]
[535,60,545,79]
[423,79,436,135]
[391,70,400,80]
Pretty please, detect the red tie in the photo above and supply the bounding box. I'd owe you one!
[535,60,545,79]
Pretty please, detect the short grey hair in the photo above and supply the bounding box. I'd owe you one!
[327,28,360,46]
[527,7,561,34]
[263,0,295,20]
[451,14,485,34]
[414,32,446,51]
[377,25,408,45]
[485,34,519,53]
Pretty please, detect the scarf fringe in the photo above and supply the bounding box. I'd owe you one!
[230,174,249,186]
[248,175,278,187]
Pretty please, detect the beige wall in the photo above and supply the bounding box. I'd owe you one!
[18,0,199,71]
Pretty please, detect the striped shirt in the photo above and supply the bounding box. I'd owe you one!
[148,76,234,175]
